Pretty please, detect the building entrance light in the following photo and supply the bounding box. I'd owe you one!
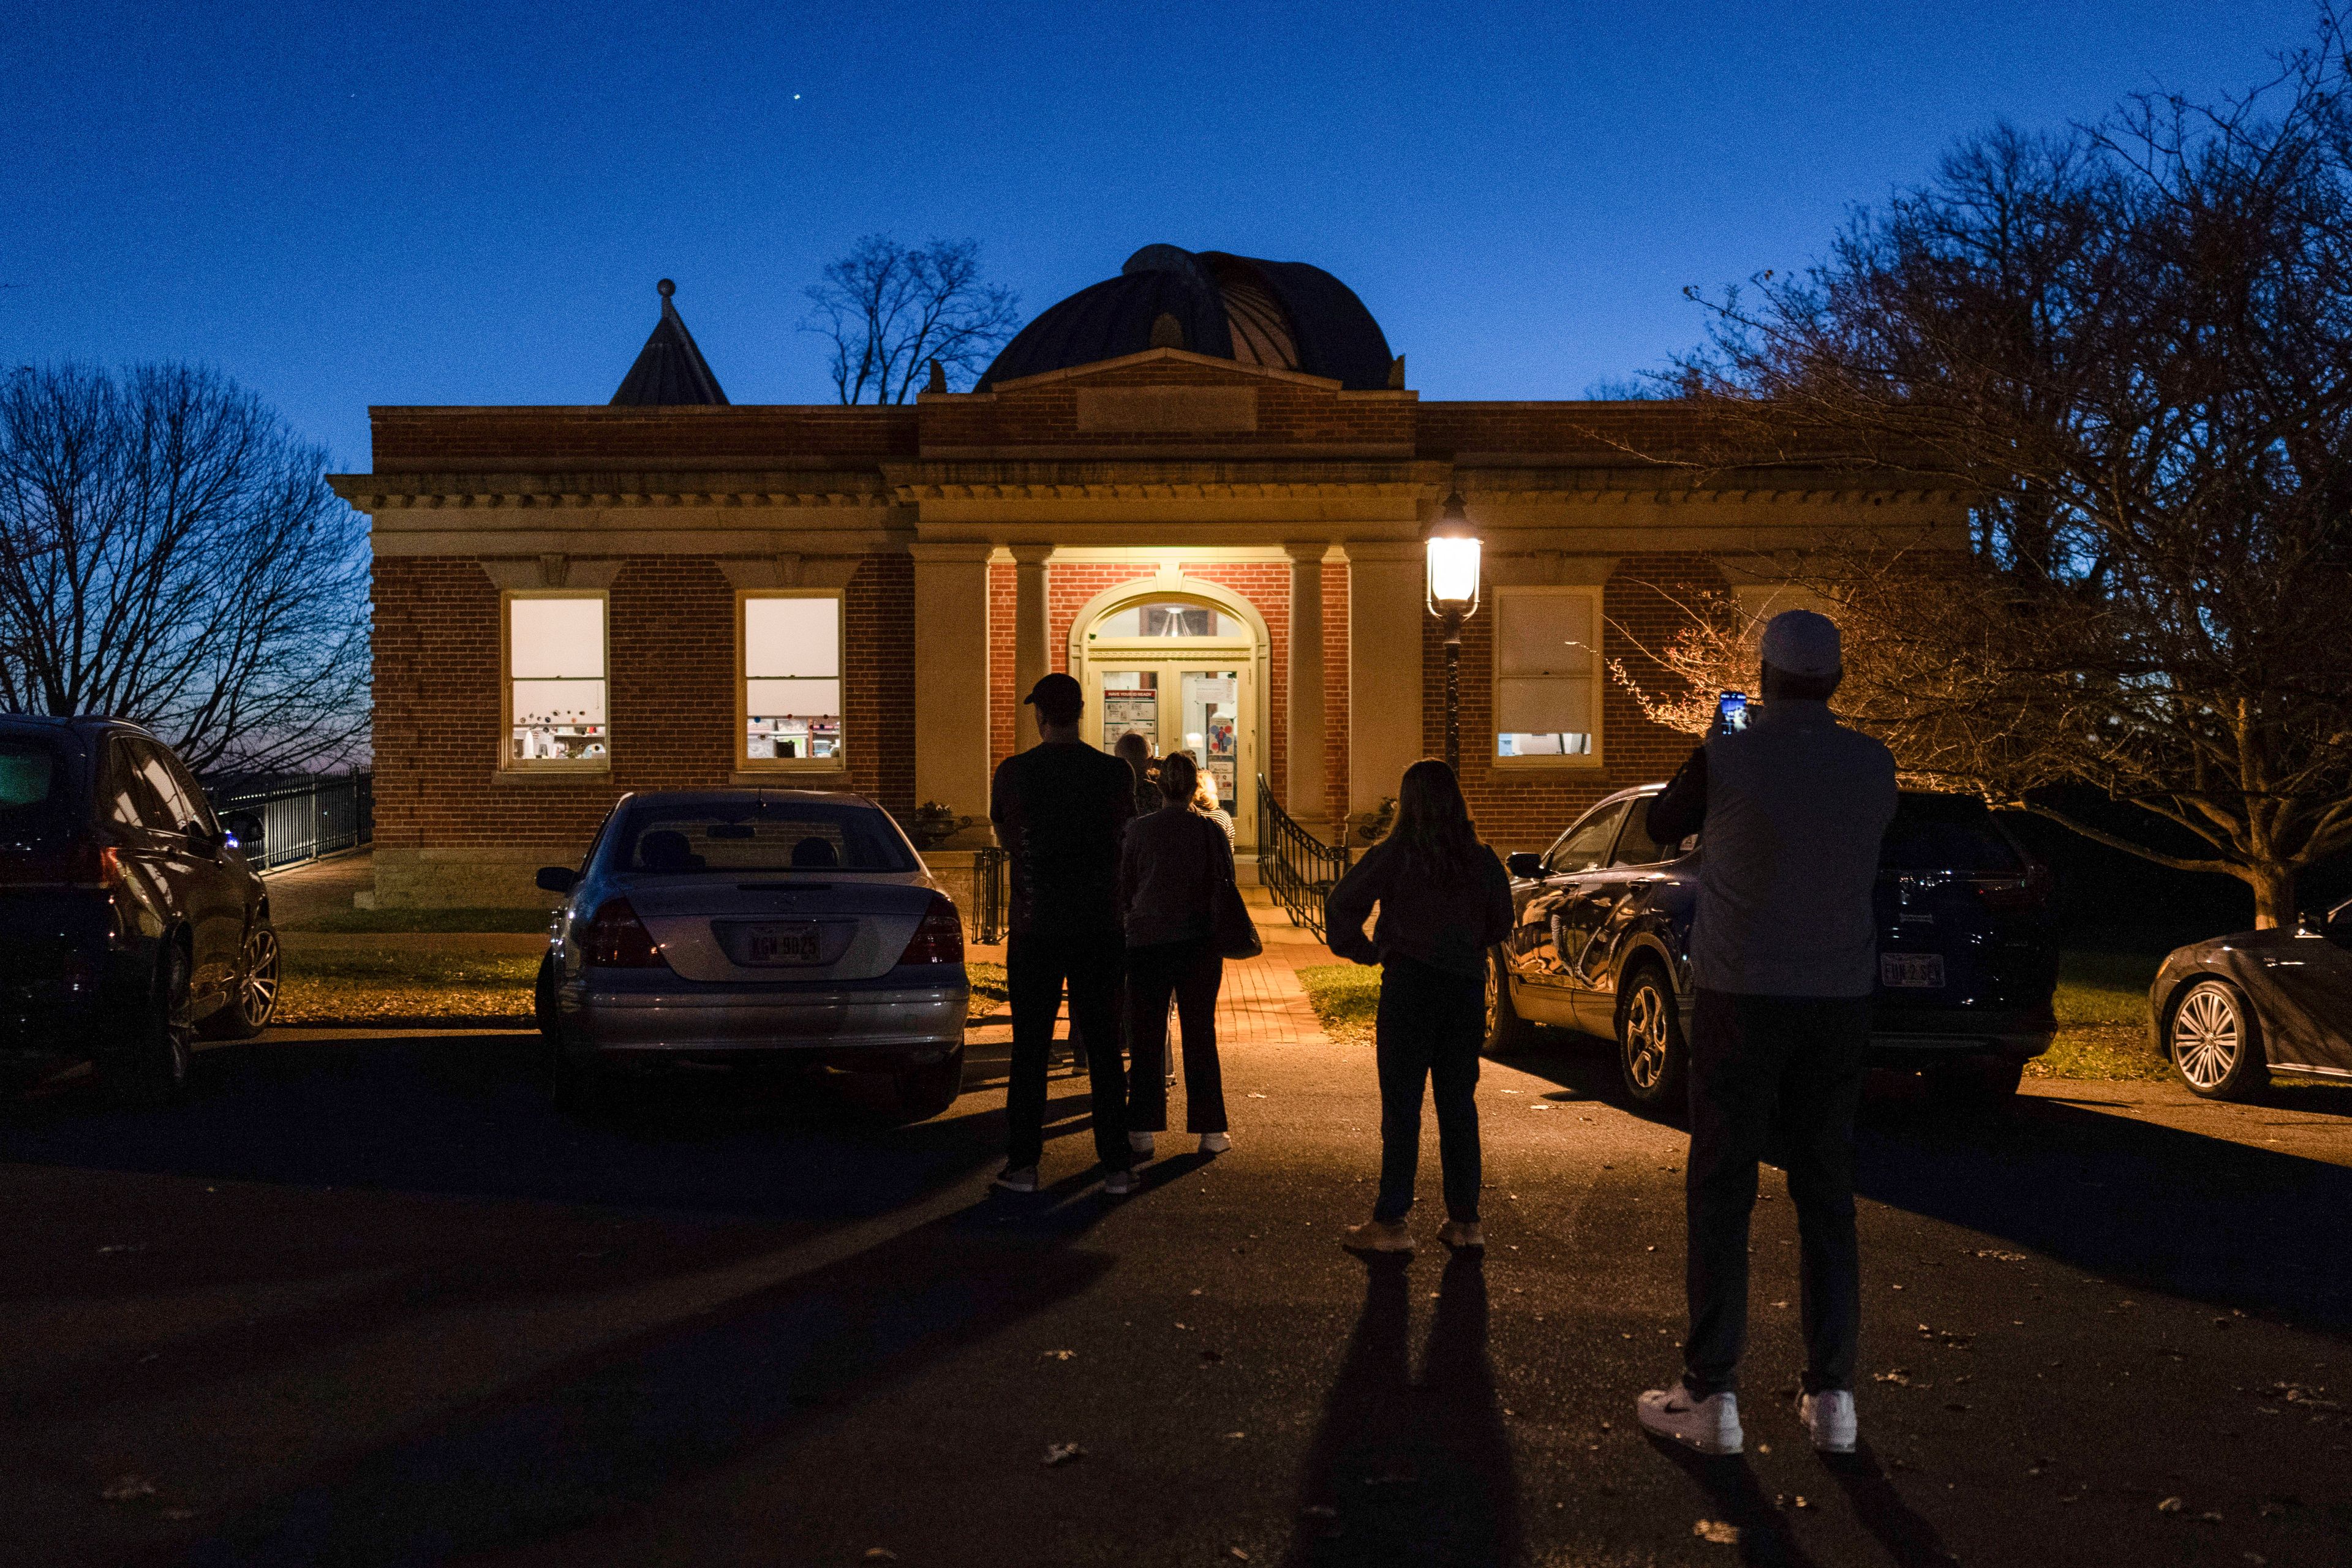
[1423,490,1481,771]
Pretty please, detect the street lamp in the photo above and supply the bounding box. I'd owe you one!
[1425,489,1482,773]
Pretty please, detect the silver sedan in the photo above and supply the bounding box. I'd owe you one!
[532,788,968,1116]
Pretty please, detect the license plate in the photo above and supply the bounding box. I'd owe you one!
[1880,952,1946,989]
[742,922,824,966]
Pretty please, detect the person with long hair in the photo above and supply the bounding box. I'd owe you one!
[1117,750,1234,1155]
[1190,766,1235,845]
[1324,758,1513,1254]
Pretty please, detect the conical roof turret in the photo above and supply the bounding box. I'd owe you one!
[611,279,728,405]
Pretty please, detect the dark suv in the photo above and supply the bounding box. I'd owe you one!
[0,716,279,1098]
[1487,784,2059,1110]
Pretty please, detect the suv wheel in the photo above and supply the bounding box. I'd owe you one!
[2168,978,2267,1101]
[102,942,194,1104]
[202,923,280,1039]
[1482,946,1536,1055]
[1616,962,1686,1109]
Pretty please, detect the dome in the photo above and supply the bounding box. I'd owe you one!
[976,245,1394,391]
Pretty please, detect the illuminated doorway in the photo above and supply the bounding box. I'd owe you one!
[1075,590,1261,849]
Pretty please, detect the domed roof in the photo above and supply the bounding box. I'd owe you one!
[976,245,1394,391]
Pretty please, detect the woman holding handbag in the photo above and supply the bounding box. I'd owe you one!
[1118,750,1246,1157]
[1324,758,1513,1254]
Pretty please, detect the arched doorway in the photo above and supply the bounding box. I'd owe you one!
[1069,581,1267,851]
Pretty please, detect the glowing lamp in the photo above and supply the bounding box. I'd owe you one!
[1424,491,1481,617]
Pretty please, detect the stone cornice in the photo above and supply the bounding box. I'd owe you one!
[329,472,889,512]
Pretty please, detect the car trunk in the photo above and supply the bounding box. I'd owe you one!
[622,875,939,984]
[1872,795,2059,1015]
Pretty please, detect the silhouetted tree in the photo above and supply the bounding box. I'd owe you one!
[802,235,1022,403]
[1630,8,2352,927]
[0,363,369,777]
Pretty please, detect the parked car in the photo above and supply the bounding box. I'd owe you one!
[1485,784,2059,1109]
[2148,903,2352,1100]
[0,715,280,1099]
[533,788,970,1117]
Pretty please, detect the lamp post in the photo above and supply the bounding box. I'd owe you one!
[1424,490,1482,774]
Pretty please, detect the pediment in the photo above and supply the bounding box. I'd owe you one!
[961,347,1348,394]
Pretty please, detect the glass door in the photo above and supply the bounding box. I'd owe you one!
[1079,599,1257,848]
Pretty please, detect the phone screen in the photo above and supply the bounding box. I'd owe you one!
[1716,690,1749,733]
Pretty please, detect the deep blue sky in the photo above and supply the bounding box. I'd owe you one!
[0,1,2321,467]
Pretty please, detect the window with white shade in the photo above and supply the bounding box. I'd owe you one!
[742,593,844,767]
[508,594,608,767]
[1493,586,1602,766]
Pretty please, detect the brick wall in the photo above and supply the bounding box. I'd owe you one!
[1416,552,1731,851]
[372,550,915,860]
[988,560,1016,768]
[923,358,1412,456]
[370,406,916,472]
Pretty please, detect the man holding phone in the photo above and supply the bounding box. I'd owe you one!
[1634,610,1898,1459]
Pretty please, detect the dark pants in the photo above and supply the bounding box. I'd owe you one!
[1124,937,1226,1133]
[1006,925,1129,1172]
[1373,955,1485,1224]
[1683,987,1871,1400]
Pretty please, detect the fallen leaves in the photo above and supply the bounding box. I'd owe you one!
[1039,1349,1076,1361]
[1042,1442,1084,1466]
[101,1476,156,1501]
[1693,1518,1741,1545]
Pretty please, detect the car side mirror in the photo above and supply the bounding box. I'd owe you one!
[222,811,263,854]
[1506,852,1545,880]
[536,865,579,894]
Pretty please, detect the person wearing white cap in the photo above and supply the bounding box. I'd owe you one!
[1633,609,1898,1459]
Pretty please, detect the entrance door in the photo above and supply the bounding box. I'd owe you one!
[1078,598,1257,848]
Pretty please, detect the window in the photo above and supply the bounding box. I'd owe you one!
[1493,587,1602,766]
[1089,602,1237,638]
[1546,800,1628,875]
[611,797,914,875]
[508,594,608,767]
[1610,798,1676,866]
[741,592,843,769]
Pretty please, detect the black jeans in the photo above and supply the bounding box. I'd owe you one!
[1683,987,1871,1400]
[1373,954,1485,1224]
[1006,924,1129,1172]
[1124,937,1226,1133]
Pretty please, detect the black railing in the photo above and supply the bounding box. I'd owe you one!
[971,845,1010,945]
[213,771,374,873]
[1256,772,1349,939]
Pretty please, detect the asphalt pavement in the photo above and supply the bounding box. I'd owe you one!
[2,999,2348,1566]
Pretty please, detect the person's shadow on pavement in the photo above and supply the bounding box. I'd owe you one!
[1287,1250,1522,1566]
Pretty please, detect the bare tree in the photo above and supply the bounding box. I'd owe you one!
[802,235,1022,403]
[1626,9,2352,926]
[0,363,370,777]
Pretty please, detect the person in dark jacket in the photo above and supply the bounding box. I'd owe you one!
[1118,750,1234,1157]
[1114,730,1162,820]
[1324,758,1514,1254]
[990,673,1140,1196]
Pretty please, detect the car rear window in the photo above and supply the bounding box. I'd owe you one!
[1881,794,2024,875]
[0,737,67,839]
[612,799,916,875]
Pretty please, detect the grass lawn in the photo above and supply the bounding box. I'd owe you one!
[273,949,1011,1028]
[1298,951,2176,1083]
[282,907,558,935]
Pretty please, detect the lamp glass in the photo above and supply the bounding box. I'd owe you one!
[1427,535,1482,612]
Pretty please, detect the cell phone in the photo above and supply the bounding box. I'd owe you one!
[1715,690,1749,733]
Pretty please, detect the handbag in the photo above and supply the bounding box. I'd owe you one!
[1205,815,1262,960]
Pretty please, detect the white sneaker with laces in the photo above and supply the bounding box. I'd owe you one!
[1199,1131,1231,1154]
[1637,1381,1743,1455]
[1128,1131,1156,1156]
[993,1165,1039,1194]
[1800,1389,1856,1453]
[1102,1167,1136,1196]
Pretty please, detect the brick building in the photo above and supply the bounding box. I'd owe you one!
[331,247,1962,908]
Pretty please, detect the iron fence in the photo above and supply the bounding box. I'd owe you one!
[1256,772,1349,939]
[213,771,373,873]
[970,845,1010,946]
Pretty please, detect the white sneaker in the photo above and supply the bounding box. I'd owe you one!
[1199,1131,1231,1154]
[1637,1381,1743,1455]
[993,1165,1039,1193]
[1102,1167,1136,1196]
[1128,1131,1156,1156]
[1799,1389,1856,1453]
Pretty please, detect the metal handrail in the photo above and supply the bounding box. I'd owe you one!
[970,845,1011,946]
[211,771,374,873]
[1256,772,1349,939]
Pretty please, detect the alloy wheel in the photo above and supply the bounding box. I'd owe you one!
[160,946,194,1088]
[2172,982,2242,1091]
[236,927,281,1028]
[1622,979,1671,1092]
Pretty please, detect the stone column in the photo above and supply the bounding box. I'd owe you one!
[1283,541,1329,834]
[1347,540,1426,821]
[1009,544,1054,750]
[910,542,993,823]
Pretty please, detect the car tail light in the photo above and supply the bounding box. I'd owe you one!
[586,897,667,968]
[1973,863,2052,912]
[897,894,965,966]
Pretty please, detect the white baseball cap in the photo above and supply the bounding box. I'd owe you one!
[1759,609,1841,678]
